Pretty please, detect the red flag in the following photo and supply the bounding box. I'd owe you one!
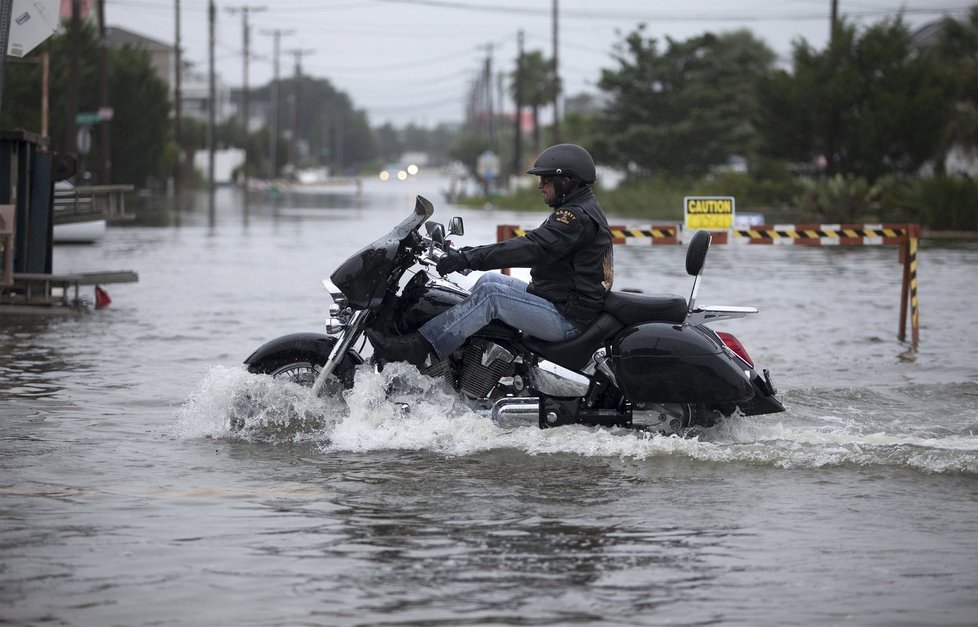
[95,285,112,309]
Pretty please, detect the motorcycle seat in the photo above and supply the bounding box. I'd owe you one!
[603,291,688,325]
[523,312,624,372]
[523,293,687,372]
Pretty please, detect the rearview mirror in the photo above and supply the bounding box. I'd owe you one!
[425,222,446,245]
[449,217,464,236]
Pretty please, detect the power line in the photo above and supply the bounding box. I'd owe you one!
[110,0,972,21]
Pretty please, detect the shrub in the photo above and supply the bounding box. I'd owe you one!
[881,176,978,231]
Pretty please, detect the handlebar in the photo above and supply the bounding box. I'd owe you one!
[418,236,471,276]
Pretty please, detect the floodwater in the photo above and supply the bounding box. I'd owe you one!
[1,176,976,626]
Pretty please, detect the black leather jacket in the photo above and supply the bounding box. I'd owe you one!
[461,186,614,328]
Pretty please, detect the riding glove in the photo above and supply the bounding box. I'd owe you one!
[436,248,470,275]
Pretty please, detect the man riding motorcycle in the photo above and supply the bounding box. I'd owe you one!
[367,143,615,367]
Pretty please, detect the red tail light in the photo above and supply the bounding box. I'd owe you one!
[717,332,754,368]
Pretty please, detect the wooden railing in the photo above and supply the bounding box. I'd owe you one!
[53,184,135,225]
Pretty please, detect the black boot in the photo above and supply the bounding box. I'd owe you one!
[366,328,434,367]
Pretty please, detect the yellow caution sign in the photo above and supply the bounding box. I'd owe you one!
[684,196,735,230]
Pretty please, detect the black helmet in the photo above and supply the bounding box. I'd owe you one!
[526,143,596,184]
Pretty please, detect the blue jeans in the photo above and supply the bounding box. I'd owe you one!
[419,272,582,359]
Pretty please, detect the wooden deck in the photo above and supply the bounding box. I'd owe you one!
[53,185,135,225]
[1,270,139,314]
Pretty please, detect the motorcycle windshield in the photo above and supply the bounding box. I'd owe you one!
[330,196,434,310]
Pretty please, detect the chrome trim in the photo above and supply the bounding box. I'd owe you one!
[326,317,346,334]
[687,305,758,326]
[322,279,348,305]
[428,276,470,296]
[531,360,590,397]
[481,343,515,367]
[491,397,540,427]
[311,308,368,396]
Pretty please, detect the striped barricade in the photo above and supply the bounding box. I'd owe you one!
[496,221,921,351]
[732,223,919,350]
[497,224,678,245]
[732,223,910,246]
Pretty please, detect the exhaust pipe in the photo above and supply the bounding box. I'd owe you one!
[490,397,540,427]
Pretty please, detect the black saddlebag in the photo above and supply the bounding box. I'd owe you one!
[610,323,754,404]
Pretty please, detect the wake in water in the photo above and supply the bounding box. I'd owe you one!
[171,364,978,473]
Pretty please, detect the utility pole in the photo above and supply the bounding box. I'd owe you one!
[227,5,265,187]
[285,47,314,168]
[261,28,294,180]
[830,0,839,45]
[551,0,560,143]
[512,29,524,178]
[174,0,182,201]
[207,0,216,226]
[0,0,11,113]
[97,0,111,183]
[485,42,494,150]
[41,52,49,141]
[66,0,80,166]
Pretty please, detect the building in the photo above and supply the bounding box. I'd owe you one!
[105,26,232,125]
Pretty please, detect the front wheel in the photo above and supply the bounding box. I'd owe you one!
[245,334,360,396]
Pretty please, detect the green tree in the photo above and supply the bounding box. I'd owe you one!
[758,16,957,181]
[273,76,376,174]
[0,22,170,186]
[933,6,978,171]
[374,123,403,164]
[447,131,491,181]
[108,45,170,187]
[596,26,776,178]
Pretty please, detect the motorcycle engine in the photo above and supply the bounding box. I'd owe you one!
[457,339,516,399]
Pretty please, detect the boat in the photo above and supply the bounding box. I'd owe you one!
[53,219,106,244]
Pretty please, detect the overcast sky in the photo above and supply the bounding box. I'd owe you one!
[103,0,969,128]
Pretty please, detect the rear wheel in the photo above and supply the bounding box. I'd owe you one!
[634,402,730,436]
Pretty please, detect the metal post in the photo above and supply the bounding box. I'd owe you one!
[512,30,524,179]
[207,0,216,226]
[174,0,182,208]
[0,0,13,114]
[97,0,111,183]
[227,5,266,188]
[899,225,920,351]
[261,28,294,180]
[551,0,560,143]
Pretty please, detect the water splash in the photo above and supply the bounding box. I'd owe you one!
[172,364,978,474]
[170,365,340,443]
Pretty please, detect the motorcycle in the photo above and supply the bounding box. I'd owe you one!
[244,195,784,435]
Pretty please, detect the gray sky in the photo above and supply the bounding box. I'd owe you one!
[104,0,968,127]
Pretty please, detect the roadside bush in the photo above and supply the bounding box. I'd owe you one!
[489,171,804,222]
[487,171,977,232]
[599,176,692,220]
[794,174,884,223]
[598,171,802,221]
[881,176,978,231]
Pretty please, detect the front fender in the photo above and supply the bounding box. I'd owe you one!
[244,332,363,367]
